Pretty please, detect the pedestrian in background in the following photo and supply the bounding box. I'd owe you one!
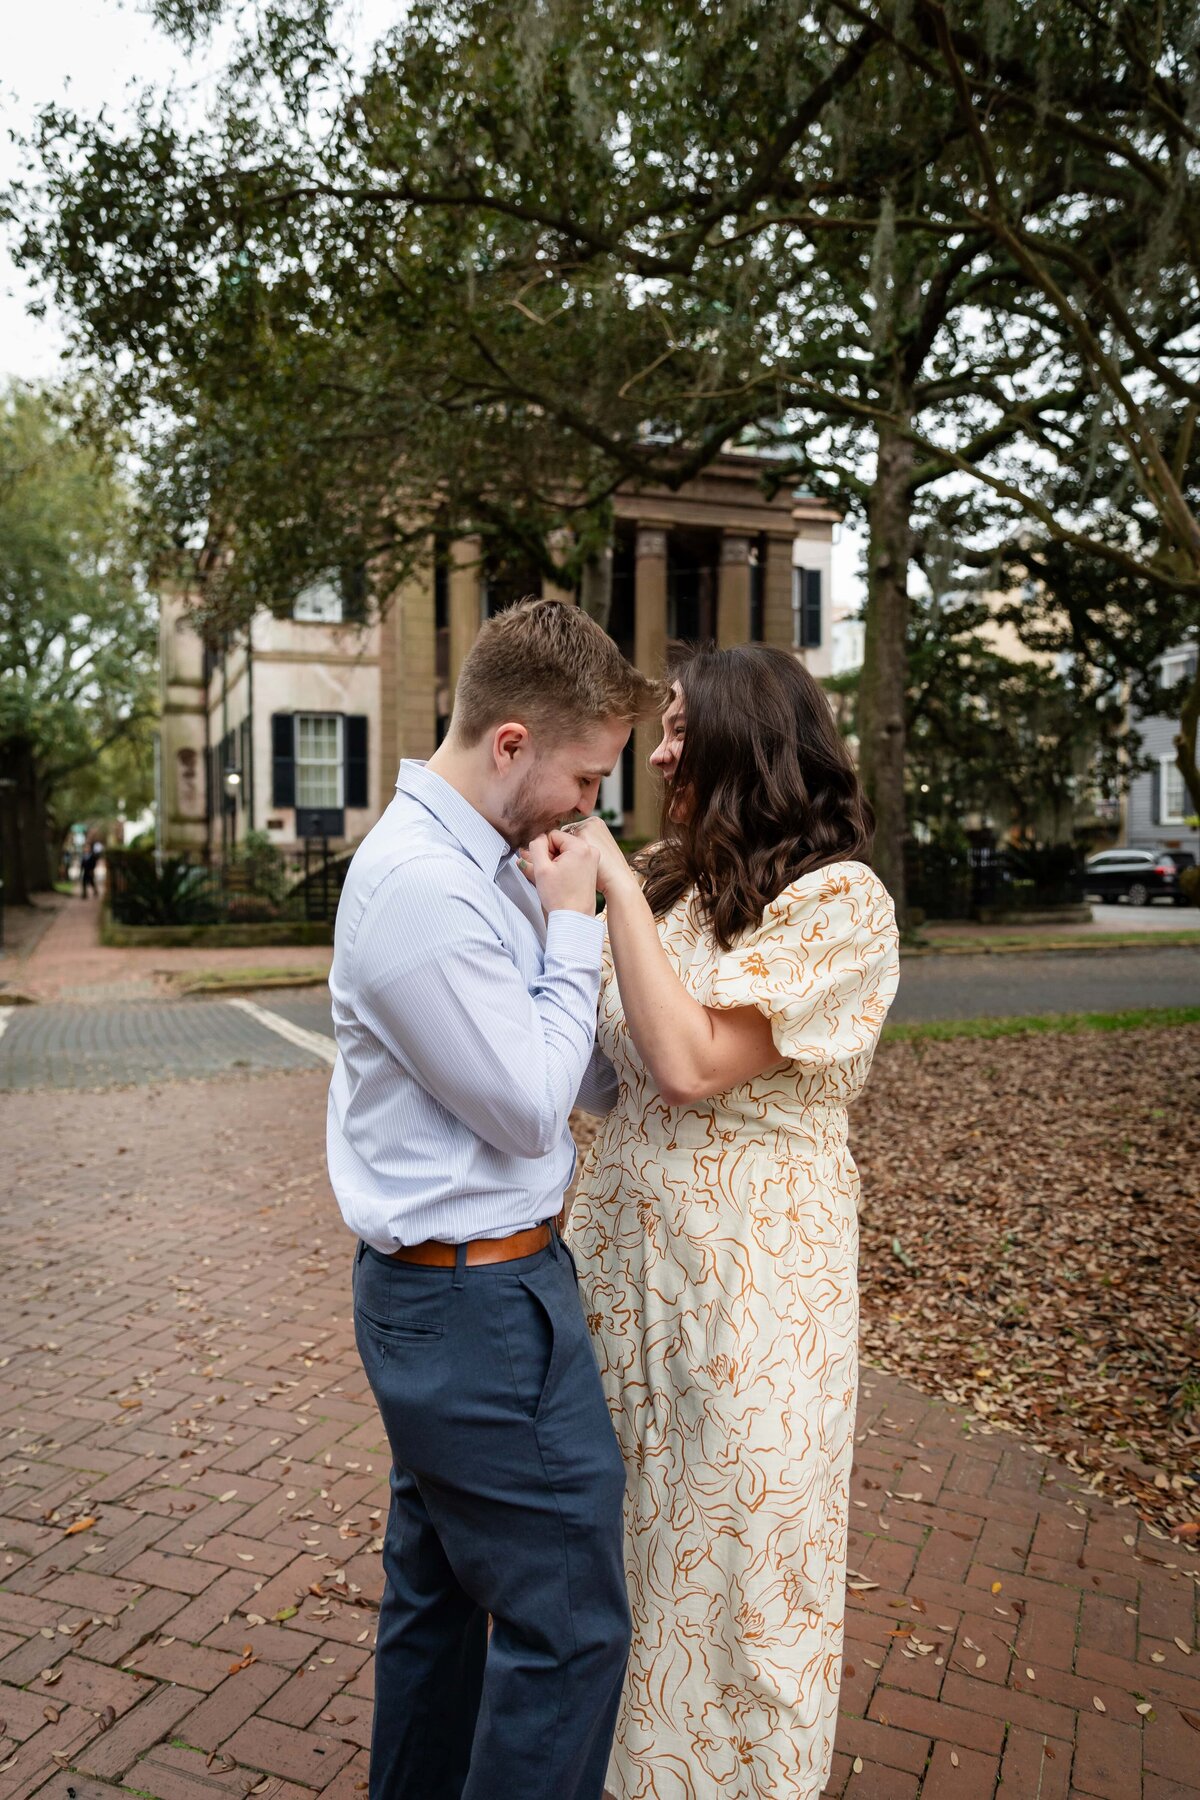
[80,843,98,898]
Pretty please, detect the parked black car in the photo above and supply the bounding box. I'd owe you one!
[1083,848,1189,906]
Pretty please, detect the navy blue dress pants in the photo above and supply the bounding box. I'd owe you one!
[353,1232,631,1800]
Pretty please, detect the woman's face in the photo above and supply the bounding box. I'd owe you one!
[649,682,690,820]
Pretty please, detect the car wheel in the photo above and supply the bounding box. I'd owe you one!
[1128,881,1149,907]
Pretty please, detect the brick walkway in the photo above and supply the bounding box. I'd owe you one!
[1,1070,1197,1799]
[5,895,331,1005]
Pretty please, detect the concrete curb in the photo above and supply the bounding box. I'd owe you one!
[904,932,1200,957]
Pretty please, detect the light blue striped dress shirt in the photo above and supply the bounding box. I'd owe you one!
[326,761,618,1250]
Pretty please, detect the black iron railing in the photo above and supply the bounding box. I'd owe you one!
[906,842,1085,921]
[107,841,350,927]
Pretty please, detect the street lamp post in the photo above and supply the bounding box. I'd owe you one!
[222,767,241,859]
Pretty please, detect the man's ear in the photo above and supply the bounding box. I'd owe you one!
[492,721,531,771]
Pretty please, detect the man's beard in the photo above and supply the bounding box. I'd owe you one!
[501,768,571,849]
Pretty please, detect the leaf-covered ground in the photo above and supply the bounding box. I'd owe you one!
[851,1023,1200,1534]
[572,1022,1200,1534]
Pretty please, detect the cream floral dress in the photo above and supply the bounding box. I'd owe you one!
[568,861,899,1800]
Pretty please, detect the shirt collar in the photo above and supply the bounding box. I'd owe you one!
[396,760,514,878]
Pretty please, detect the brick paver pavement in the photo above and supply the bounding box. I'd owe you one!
[5,894,331,1005]
[2,1069,1198,1799]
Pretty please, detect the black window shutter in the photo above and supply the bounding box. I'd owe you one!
[803,569,823,648]
[1151,763,1162,824]
[345,714,369,809]
[272,714,296,808]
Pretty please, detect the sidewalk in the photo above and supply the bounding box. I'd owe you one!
[0,895,62,966]
[3,894,331,1005]
[922,906,1200,951]
[0,1069,1196,1799]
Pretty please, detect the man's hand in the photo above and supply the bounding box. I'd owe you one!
[573,817,638,897]
[527,831,601,917]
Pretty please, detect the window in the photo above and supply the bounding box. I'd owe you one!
[1160,649,1197,690]
[1160,759,1188,824]
[293,579,344,624]
[792,568,822,649]
[292,566,369,625]
[1159,754,1188,824]
[296,715,343,808]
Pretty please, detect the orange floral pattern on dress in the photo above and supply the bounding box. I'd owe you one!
[568,861,899,1800]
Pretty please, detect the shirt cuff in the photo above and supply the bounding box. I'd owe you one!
[544,908,606,964]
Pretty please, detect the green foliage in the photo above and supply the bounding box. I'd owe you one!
[0,385,154,760]
[106,849,220,925]
[229,828,287,906]
[8,0,1200,865]
[906,590,1127,843]
[53,711,158,836]
[0,382,156,893]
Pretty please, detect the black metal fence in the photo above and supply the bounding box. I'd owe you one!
[905,841,1086,921]
[107,839,350,928]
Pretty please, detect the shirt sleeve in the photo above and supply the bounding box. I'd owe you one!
[352,856,605,1159]
[574,1043,619,1116]
[706,866,900,1088]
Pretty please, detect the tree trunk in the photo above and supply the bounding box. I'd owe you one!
[580,541,614,633]
[0,737,39,905]
[859,416,916,926]
[0,734,32,900]
[25,770,54,892]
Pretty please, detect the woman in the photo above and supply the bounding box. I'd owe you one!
[568,643,899,1800]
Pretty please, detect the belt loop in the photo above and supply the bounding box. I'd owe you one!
[452,1241,468,1290]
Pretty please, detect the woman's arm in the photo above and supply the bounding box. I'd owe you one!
[571,824,779,1107]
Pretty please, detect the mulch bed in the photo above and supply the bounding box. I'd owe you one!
[852,1022,1200,1536]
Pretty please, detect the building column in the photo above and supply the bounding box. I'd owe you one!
[448,536,484,709]
[762,532,795,652]
[380,542,437,790]
[717,533,752,647]
[632,524,669,841]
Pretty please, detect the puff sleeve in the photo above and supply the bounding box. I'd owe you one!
[705,865,899,1086]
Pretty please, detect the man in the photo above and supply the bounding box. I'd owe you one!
[327,598,660,1800]
[80,841,99,898]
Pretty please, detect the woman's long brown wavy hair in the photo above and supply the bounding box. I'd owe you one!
[640,643,875,951]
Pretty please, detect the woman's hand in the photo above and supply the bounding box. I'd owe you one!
[569,817,638,897]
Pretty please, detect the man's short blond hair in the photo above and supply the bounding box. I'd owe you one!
[452,598,663,745]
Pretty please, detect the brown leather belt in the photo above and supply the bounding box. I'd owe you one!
[388,1223,552,1267]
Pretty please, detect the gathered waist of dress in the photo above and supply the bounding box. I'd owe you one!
[614,1098,850,1158]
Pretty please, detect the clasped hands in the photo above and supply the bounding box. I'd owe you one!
[518,818,634,917]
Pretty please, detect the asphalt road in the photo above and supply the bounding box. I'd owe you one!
[1,943,1196,1091]
[264,944,1200,1030]
[886,943,1200,1022]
